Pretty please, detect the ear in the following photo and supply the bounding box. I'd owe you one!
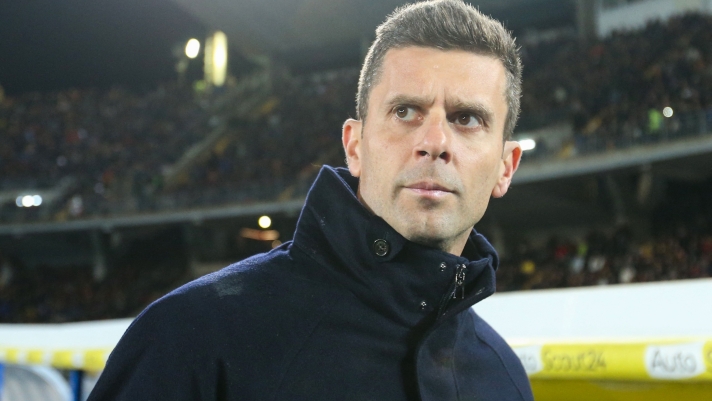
[491,140,522,198]
[342,118,363,177]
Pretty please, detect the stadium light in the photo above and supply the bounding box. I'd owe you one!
[663,107,673,118]
[212,32,228,86]
[16,194,43,207]
[185,38,200,59]
[204,31,228,87]
[258,215,272,229]
[519,138,536,151]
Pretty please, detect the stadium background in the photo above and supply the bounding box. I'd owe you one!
[0,0,712,399]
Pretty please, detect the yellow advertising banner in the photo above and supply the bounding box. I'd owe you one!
[0,347,109,373]
[1,339,711,381]
[512,339,712,382]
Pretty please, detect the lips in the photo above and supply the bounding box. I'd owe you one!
[406,182,453,192]
[404,182,455,198]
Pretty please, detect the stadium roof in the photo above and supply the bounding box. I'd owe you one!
[0,0,572,93]
[169,0,572,68]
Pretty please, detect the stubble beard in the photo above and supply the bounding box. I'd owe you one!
[393,198,474,254]
[359,160,475,254]
[389,165,473,252]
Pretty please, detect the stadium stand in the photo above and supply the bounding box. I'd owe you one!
[2,14,712,226]
[496,215,712,292]
[0,227,192,323]
[0,83,219,222]
[1,13,712,326]
[521,13,712,156]
[0,258,190,324]
[165,68,358,208]
[1,176,710,323]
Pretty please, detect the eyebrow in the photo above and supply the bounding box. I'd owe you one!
[384,94,434,111]
[384,94,495,126]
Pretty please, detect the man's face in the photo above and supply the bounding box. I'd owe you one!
[343,46,521,254]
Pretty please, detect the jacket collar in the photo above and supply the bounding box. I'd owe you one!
[292,166,499,324]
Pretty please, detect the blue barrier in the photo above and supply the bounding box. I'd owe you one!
[69,370,83,401]
[0,363,4,401]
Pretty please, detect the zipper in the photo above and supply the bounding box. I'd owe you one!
[436,264,467,316]
[454,264,466,300]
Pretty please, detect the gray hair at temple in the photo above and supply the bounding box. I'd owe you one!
[356,0,523,140]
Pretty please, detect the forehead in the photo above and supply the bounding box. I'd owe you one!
[372,46,507,114]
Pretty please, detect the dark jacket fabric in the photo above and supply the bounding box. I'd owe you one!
[88,166,533,401]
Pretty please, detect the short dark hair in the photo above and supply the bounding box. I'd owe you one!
[357,0,522,139]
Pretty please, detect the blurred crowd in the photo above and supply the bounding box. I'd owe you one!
[521,13,712,156]
[168,69,358,206]
[0,256,190,323]
[0,83,217,220]
[0,84,212,189]
[178,12,712,203]
[1,213,710,323]
[496,225,712,292]
[3,13,712,222]
[1,177,710,324]
[497,179,712,292]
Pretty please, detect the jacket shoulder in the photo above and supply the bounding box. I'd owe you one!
[146,244,337,317]
[89,244,343,400]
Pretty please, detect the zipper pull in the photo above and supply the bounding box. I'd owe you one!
[454,264,466,300]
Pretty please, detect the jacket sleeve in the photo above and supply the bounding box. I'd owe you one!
[87,291,219,401]
[469,309,534,401]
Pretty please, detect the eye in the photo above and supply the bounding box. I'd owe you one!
[452,112,481,128]
[394,106,418,122]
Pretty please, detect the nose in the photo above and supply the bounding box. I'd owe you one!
[415,113,452,163]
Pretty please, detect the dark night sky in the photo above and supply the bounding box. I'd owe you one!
[0,0,207,95]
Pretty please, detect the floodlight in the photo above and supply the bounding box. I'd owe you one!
[204,31,228,87]
[663,107,673,118]
[519,139,536,151]
[185,38,200,59]
[258,215,272,229]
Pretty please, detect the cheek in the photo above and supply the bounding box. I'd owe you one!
[359,143,390,195]
[461,151,501,198]
[364,136,400,174]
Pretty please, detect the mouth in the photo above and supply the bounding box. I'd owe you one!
[404,182,455,198]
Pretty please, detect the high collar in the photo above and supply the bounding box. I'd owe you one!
[292,166,499,325]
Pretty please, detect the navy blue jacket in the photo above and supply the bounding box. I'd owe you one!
[88,166,533,401]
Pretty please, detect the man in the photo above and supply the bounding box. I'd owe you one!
[88,1,532,400]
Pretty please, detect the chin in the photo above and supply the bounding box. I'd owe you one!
[399,221,451,248]
[401,211,475,247]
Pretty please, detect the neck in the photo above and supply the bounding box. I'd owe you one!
[406,228,471,256]
[356,187,471,256]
